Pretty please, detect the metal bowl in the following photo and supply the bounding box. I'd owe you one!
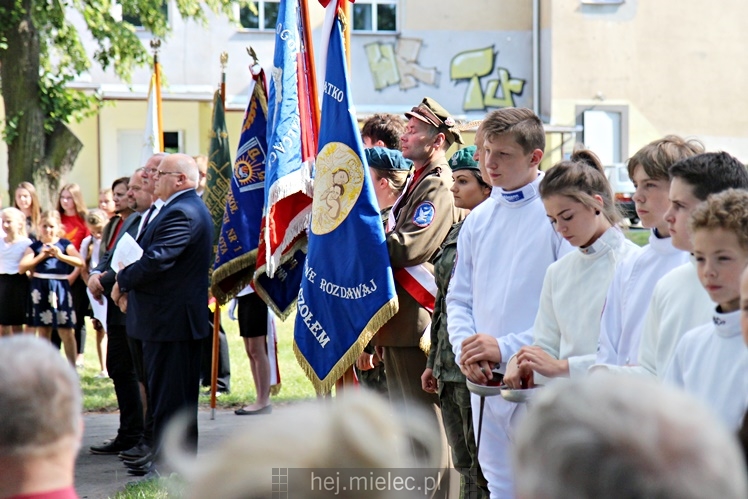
[499,386,542,404]
[466,378,505,397]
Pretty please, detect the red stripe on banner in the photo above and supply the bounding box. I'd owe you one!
[394,267,435,312]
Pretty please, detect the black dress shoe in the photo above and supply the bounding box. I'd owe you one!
[127,462,153,477]
[90,438,137,455]
[234,405,272,416]
[119,442,151,461]
[125,453,153,469]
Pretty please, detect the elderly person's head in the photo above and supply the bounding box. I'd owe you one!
[153,153,199,201]
[514,374,748,499]
[169,392,440,499]
[0,336,82,497]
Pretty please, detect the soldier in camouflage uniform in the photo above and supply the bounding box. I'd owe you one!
[423,146,491,498]
[355,147,412,393]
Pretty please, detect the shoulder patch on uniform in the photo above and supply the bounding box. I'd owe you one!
[413,201,435,227]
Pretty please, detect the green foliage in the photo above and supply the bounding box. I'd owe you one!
[0,0,254,137]
[79,311,315,412]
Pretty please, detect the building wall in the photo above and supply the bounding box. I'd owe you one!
[548,0,748,160]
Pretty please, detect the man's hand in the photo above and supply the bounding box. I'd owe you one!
[88,273,105,302]
[460,333,502,367]
[460,360,495,385]
[356,352,375,371]
[421,367,437,393]
[117,293,128,314]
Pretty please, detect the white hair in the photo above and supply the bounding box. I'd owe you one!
[167,391,440,499]
[0,336,82,457]
[514,373,748,499]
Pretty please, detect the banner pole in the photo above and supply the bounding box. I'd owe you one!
[210,304,221,419]
[151,39,164,151]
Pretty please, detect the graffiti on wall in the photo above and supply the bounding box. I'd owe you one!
[364,38,439,91]
[450,47,526,111]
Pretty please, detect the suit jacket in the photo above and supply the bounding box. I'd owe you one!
[99,214,122,262]
[96,213,142,327]
[118,189,212,342]
[375,158,465,347]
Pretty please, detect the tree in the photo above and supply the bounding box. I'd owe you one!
[0,0,249,206]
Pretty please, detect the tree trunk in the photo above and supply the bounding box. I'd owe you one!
[1,0,45,203]
[1,0,82,208]
[34,123,83,208]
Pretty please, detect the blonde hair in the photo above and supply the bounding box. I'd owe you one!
[1,207,28,239]
[39,210,66,238]
[627,135,704,180]
[168,392,440,499]
[689,189,748,251]
[14,182,41,230]
[540,148,621,226]
[56,183,87,219]
[481,108,545,154]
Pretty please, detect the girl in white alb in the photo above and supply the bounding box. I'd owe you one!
[505,150,640,387]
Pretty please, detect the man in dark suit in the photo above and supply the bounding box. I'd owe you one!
[87,170,148,456]
[114,154,212,474]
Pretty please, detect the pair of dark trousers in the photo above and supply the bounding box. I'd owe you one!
[143,338,202,460]
[127,336,154,447]
[106,324,143,444]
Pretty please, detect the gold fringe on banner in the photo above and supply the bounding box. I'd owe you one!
[253,236,308,321]
[210,249,258,305]
[294,295,399,395]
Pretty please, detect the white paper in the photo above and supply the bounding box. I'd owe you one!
[110,233,143,274]
[86,288,108,325]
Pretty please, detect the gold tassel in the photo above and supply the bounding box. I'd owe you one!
[294,296,399,395]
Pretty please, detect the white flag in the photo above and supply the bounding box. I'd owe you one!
[141,74,162,165]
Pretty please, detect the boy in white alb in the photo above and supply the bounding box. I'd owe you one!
[608,152,748,378]
[446,109,569,498]
[596,137,702,366]
[664,190,748,430]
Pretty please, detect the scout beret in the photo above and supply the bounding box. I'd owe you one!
[449,146,479,172]
[404,97,465,146]
[365,147,413,171]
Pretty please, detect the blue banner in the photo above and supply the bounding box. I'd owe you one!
[259,0,313,277]
[211,72,268,303]
[294,13,398,394]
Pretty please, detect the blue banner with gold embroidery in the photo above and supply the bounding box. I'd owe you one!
[211,69,269,303]
[293,11,398,394]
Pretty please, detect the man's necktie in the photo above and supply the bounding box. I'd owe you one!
[136,205,157,242]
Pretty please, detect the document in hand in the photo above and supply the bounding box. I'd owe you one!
[111,233,143,273]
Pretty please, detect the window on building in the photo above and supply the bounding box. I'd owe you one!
[162,131,182,154]
[576,105,629,165]
[122,2,169,28]
[352,0,398,33]
[238,1,280,30]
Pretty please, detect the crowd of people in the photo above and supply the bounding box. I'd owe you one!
[1,98,748,499]
[353,101,748,498]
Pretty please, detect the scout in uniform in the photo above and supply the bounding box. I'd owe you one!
[423,146,490,498]
[355,147,412,393]
[375,97,465,498]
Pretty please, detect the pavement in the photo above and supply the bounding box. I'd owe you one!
[77,408,269,499]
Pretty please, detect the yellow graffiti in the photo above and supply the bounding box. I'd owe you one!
[450,47,525,110]
[365,38,438,91]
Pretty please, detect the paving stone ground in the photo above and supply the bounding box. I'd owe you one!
[76,409,266,499]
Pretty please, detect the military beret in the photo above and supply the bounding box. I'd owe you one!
[449,146,479,172]
[365,147,413,172]
[404,97,465,146]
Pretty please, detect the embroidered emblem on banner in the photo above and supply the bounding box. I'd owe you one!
[413,202,435,227]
